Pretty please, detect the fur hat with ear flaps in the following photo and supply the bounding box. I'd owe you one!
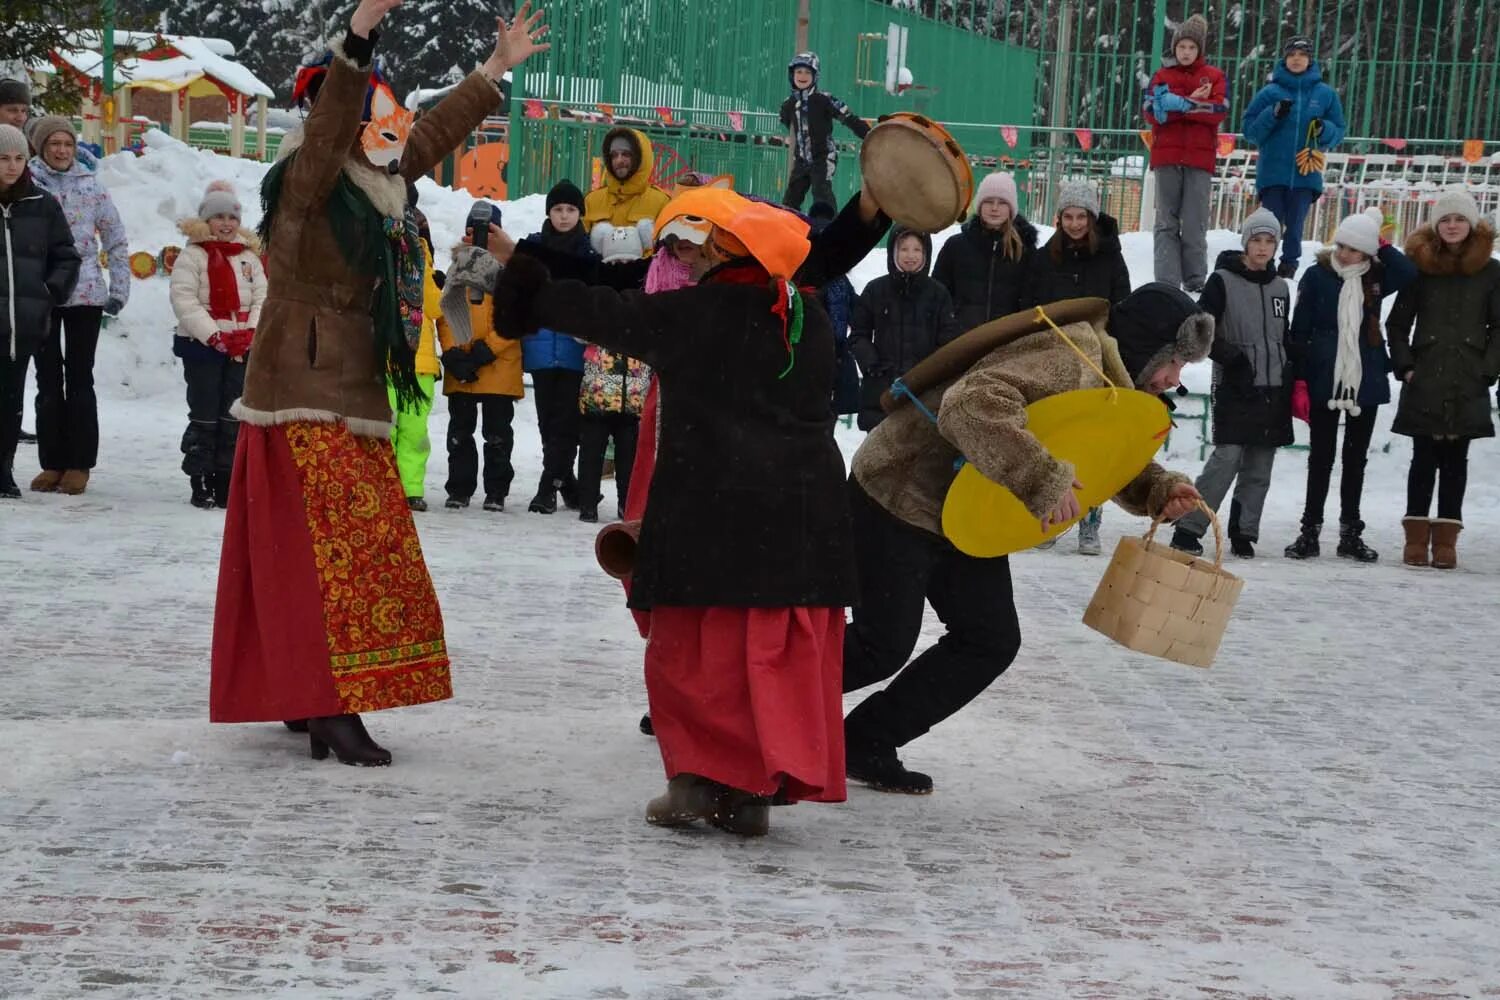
[1108,282,1215,387]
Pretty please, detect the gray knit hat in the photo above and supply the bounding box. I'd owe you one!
[1241,207,1282,248]
[1172,14,1209,53]
[197,179,242,220]
[1430,185,1480,227]
[1056,178,1100,217]
[27,114,75,150]
[0,123,28,157]
[0,79,30,107]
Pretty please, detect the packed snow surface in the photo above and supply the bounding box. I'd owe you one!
[3,133,1499,998]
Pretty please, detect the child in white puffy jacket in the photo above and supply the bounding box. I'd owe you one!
[168,180,266,509]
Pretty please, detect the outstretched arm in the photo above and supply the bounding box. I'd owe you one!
[829,94,871,139]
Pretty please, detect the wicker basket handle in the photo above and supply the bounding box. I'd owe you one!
[1143,500,1225,569]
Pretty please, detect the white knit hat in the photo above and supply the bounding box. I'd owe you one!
[1430,185,1480,227]
[975,171,1018,216]
[1240,206,1281,248]
[0,123,27,157]
[197,179,241,220]
[1057,178,1100,217]
[1333,207,1383,256]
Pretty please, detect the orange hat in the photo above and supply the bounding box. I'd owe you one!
[654,187,810,281]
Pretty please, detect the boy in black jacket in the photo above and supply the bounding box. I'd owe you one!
[780,52,870,211]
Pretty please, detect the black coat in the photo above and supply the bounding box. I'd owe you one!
[849,229,960,430]
[1387,223,1500,440]
[498,196,889,608]
[1020,213,1132,308]
[0,171,81,356]
[1200,250,1295,447]
[931,214,1039,332]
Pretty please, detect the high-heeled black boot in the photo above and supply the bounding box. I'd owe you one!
[307,714,391,766]
[283,719,309,733]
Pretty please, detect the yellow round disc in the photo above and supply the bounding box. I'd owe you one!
[941,387,1172,557]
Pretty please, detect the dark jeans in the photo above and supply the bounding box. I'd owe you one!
[1,342,35,474]
[1259,186,1319,270]
[35,305,103,471]
[1406,436,1470,521]
[782,158,836,212]
[1302,405,1378,529]
[445,394,515,501]
[842,479,1022,750]
[577,411,638,513]
[530,368,583,488]
[181,357,246,477]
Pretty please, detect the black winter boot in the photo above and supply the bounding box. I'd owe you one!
[558,474,580,511]
[1169,528,1204,556]
[846,739,933,794]
[190,475,214,509]
[0,466,20,499]
[211,471,231,509]
[1230,536,1255,559]
[528,479,558,514]
[1284,523,1321,560]
[307,714,391,766]
[1336,520,1379,563]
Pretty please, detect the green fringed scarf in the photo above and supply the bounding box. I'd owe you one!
[259,154,428,409]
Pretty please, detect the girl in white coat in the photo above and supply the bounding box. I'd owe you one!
[169,180,267,508]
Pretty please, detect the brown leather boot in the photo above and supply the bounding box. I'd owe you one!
[1401,517,1432,567]
[57,469,90,495]
[1430,519,1462,570]
[30,469,62,492]
[645,774,719,828]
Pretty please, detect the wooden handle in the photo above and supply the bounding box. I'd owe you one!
[1143,499,1225,570]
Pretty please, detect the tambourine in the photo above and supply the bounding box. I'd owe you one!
[859,112,975,233]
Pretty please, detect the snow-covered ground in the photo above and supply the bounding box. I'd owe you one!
[3,136,1500,998]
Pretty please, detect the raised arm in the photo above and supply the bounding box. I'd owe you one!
[796,191,889,288]
[829,95,871,139]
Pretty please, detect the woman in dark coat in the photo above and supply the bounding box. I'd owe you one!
[1387,188,1500,570]
[0,123,80,498]
[492,187,889,838]
[1021,180,1132,309]
[932,171,1038,331]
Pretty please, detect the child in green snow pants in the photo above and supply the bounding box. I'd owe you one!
[388,375,437,502]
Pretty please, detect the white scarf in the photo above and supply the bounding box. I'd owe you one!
[1328,255,1371,416]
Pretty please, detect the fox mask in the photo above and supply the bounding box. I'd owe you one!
[360,82,413,174]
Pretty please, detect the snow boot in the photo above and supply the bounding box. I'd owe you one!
[445,494,470,510]
[407,496,428,512]
[1229,536,1255,559]
[17,428,35,444]
[645,774,720,828]
[0,466,20,499]
[307,714,391,766]
[190,475,214,509]
[846,740,933,795]
[710,787,771,838]
[558,474,580,511]
[1430,519,1462,570]
[283,719,309,733]
[1336,520,1379,563]
[57,469,89,495]
[1401,517,1432,567]
[1284,523,1321,560]
[211,471,231,509]
[528,479,558,514]
[482,495,505,513]
[639,713,654,737]
[30,469,62,492]
[1077,507,1102,555]
[579,505,599,523]
[1170,528,1204,556]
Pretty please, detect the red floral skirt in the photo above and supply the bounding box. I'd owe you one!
[645,605,846,803]
[210,422,451,722]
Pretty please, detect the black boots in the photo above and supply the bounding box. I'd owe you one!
[1169,528,1204,556]
[0,466,20,499]
[639,713,654,736]
[1284,523,1321,559]
[1230,536,1255,559]
[483,495,505,512]
[846,741,933,795]
[190,475,214,509]
[1336,520,1379,563]
[528,479,558,514]
[307,714,391,766]
[558,474,580,511]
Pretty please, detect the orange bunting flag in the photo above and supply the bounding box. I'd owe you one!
[596,102,615,121]
[1463,139,1485,163]
[1000,125,1019,148]
[728,111,744,131]
[1074,128,1093,151]
[1382,137,1407,151]
[1138,129,1154,150]
[1217,134,1236,157]
[523,99,545,119]
[655,106,674,124]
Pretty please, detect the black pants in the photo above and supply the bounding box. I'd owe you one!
[577,412,638,513]
[1406,436,1471,521]
[530,368,583,488]
[445,394,515,501]
[842,479,1022,750]
[1,343,35,475]
[1302,405,1378,529]
[782,158,836,212]
[181,357,246,477]
[34,305,103,472]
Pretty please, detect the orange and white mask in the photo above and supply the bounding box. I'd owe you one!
[360,81,413,174]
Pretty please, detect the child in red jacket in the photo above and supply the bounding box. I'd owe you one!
[1143,13,1227,293]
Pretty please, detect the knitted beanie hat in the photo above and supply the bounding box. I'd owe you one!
[546,179,585,213]
[1240,207,1282,248]
[975,171,1019,216]
[27,114,75,150]
[1056,178,1100,217]
[1283,36,1314,58]
[1333,207,1384,257]
[1172,14,1209,53]
[198,179,241,220]
[0,123,28,157]
[0,79,30,107]
[1430,185,1480,227]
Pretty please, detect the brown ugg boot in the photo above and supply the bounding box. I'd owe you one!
[57,469,90,495]
[1401,517,1432,567]
[30,469,62,492]
[1430,519,1462,570]
[645,774,720,828]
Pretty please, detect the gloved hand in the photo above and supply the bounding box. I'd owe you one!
[104,296,125,316]
[1274,99,1293,119]
[219,328,254,359]
[442,348,479,383]
[208,331,230,354]
[467,341,497,369]
[1157,88,1193,114]
[1291,380,1311,423]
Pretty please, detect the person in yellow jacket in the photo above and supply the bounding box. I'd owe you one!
[437,234,523,512]
[582,127,671,234]
[388,193,443,511]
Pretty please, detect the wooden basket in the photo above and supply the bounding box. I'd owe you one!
[1082,502,1243,668]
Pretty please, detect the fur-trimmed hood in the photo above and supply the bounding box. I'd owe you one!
[1404,220,1497,277]
[177,217,262,251]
